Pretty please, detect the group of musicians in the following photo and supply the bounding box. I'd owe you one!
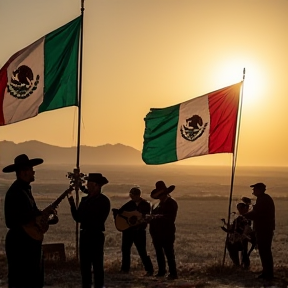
[2,154,275,288]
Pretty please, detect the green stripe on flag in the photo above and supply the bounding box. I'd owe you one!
[39,16,81,113]
[142,103,180,164]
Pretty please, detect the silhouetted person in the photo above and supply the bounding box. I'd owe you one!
[149,181,178,280]
[113,187,154,276]
[222,202,255,268]
[245,182,275,280]
[67,173,110,288]
[3,154,58,288]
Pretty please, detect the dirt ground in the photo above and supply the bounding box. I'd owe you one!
[1,256,287,288]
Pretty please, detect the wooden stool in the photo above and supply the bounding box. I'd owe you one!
[42,243,66,262]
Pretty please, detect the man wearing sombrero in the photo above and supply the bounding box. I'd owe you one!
[3,154,58,288]
[149,180,178,280]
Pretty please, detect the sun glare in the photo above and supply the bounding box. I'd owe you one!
[213,57,269,107]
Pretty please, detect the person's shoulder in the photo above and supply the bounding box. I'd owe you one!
[100,193,111,202]
[6,180,25,195]
[80,195,89,201]
[263,193,274,202]
[141,198,151,205]
[168,197,178,205]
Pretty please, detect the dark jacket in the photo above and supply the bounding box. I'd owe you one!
[245,193,275,232]
[5,179,42,230]
[149,197,178,237]
[118,199,151,230]
[224,215,254,244]
[69,193,110,232]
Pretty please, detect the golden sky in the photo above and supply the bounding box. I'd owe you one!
[0,0,287,166]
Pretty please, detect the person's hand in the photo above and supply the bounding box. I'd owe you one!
[43,205,56,216]
[67,191,73,199]
[221,226,228,233]
[112,208,119,218]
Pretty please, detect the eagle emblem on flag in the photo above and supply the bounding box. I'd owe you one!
[180,114,208,142]
[7,65,40,99]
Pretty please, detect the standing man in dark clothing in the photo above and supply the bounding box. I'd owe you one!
[149,181,178,280]
[245,182,275,280]
[67,173,110,288]
[3,154,59,288]
[113,187,154,276]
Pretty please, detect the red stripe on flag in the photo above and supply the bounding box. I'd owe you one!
[208,83,241,154]
[0,67,8,125]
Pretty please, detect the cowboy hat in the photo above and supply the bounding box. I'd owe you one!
[84,173,109,186]
[2,154,43,173]
[150,180,175,199]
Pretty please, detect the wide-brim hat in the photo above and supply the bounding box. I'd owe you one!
[150,180,175,199]
[84,173,109,186]
[2,154,43,173]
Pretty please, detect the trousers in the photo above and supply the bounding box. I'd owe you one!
[5,228,44,288]
[79,230,105,288]
[121,229,153,272]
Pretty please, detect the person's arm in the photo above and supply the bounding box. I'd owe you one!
[95,196,111,224]
[118,201,132,214]
[80,185,88,194]
[67,193,81,222]
[161,199,178,222]
[47,210,59,225]
[140,200,151,215]
[245,207,256,220]
[5,187,41,228]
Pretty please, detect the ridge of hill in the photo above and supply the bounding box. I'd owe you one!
[0,140,143,165]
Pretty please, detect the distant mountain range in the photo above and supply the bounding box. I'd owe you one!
[0,140,144,165]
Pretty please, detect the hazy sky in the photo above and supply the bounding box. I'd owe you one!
[0,0,287,166]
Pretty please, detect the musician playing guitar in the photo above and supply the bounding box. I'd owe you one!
[112,187,154,276]
[3,154,67,288]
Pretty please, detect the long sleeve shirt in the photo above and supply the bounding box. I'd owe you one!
[149,196,178,237]
[118,199,151,230]
[245,193,275,232]
[69,193,110,232]
[5,179,41,229]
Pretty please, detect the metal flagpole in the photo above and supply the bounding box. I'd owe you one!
[222,68,246,267]
[73,0,85,260]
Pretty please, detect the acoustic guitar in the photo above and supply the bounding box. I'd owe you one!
[114,210,162,232]
[22,187,73,241]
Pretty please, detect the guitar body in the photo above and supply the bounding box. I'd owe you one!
[22,215,49,241]
[22,187,73,241]
[115,210,145,232]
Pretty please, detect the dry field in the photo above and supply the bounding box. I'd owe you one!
[0,165,288,287]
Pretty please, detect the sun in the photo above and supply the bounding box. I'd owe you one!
[212,56,269,107]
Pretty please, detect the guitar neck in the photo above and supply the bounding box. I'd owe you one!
[49,188,72,209]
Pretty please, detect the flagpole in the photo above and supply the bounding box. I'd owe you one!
[73,0,85,260]
[222,68,245,267]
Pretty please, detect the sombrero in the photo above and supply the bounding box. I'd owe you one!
[2,154,43,173]
[150,180,175,199]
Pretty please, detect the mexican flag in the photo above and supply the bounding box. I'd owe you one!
[0,16,81,126]
[142,82,242,165]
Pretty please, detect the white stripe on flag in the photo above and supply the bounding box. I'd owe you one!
[176,94,210,160]
[3,38,44,124]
